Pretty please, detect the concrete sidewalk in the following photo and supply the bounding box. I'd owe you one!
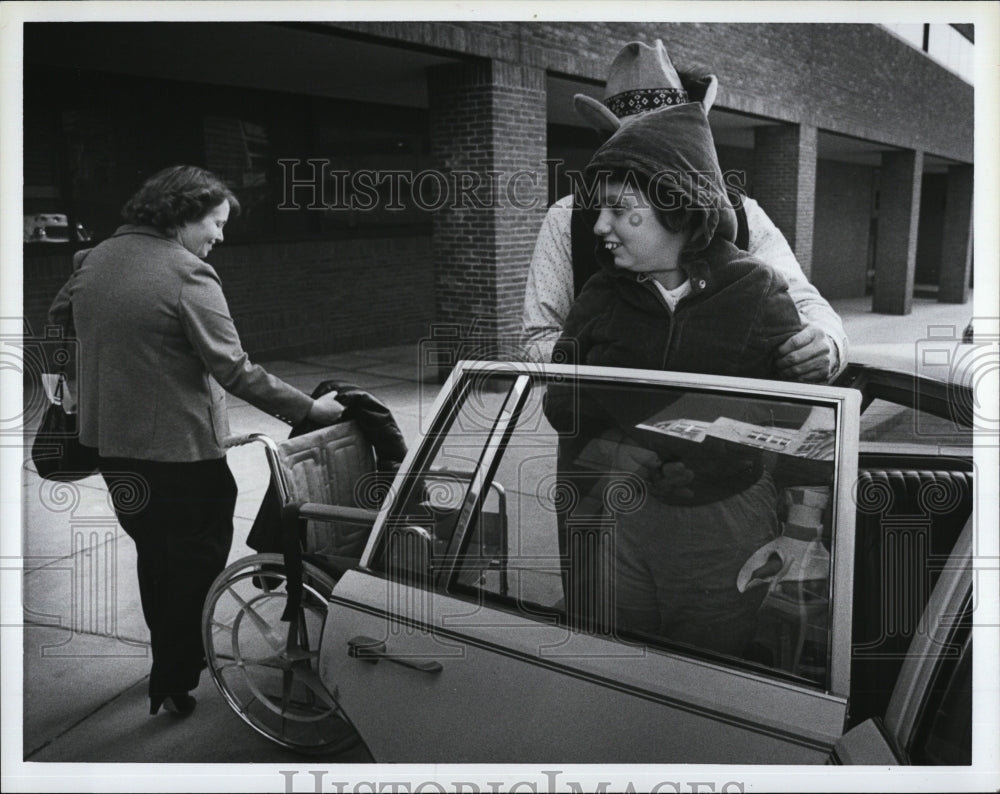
[13,293,982,768]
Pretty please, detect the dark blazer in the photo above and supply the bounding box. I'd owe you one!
[49,225,313,462]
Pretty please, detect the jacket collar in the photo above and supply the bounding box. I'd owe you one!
[601,247,715,297]
[112,224,178,244]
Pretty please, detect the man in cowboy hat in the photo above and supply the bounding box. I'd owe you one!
[521,40,846,383]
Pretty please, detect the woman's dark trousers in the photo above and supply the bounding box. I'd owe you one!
[100,456,236,699]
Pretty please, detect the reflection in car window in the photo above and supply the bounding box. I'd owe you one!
[373,373,518,589]
[544,377,839,687]
[860,398,971,448]
[377,371,845,690]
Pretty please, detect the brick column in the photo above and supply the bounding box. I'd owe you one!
[426,59,547,368]
[752,123,818,277]
[938,164,973,304]
[873,150,924,315]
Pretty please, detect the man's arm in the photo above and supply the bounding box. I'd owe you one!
[743,197,848,381]
[520,195,576,363]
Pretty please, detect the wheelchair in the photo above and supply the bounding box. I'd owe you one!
[201,419,511,754]
[200,421,381,755]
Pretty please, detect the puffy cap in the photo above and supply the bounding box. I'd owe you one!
[586,102,737,251]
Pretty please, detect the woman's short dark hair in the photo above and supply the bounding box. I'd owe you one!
[121,165,241,231]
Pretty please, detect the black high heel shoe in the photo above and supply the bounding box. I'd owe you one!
[150,692,197,717]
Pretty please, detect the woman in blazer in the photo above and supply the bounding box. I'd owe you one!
[49,166,343,717]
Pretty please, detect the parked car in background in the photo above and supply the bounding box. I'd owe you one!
[23,213,91,244]
[203,353,978,764]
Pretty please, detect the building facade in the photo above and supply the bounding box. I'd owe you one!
[22,21,975,359]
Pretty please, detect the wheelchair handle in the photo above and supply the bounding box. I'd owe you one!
[223,433,291,503]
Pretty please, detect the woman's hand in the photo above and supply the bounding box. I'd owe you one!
[307,391,345,425]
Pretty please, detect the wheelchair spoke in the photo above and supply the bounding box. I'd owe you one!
[289,665,338,710]
[204,555,350,752]
[239,653,288,671]
[224,584,286,651]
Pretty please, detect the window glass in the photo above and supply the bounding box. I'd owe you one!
[204,116,273,239]
[860,398,971,448]
[372,372,517,588]
[376,371,847,689]
[22,65,433,247]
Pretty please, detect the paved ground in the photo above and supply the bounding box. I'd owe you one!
[5,293,989,786]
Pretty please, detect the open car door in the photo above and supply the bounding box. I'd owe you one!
[832,516,973,764]
[319,362,862,763]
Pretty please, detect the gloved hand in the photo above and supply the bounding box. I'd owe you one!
[737,532,830,593]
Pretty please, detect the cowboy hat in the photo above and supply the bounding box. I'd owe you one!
[574,40,719,134]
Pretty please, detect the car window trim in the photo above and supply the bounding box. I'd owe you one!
[882,515,974,750]
[365,360,862,695]
[437,373,531,590]
[357,366,478,567]
[835,364,973,427]
[473,361,864,695]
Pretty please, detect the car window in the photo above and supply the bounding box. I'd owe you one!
[373,368,854,691]
[860,398,972,448]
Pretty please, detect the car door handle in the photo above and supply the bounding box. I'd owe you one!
[347,635,443,674]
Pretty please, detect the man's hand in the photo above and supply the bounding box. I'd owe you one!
[775,324,836,383]
[307,390,345,425]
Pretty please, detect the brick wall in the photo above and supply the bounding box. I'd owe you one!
[813,160,873,299]
[753,124,818,276]
[22,251,77,342]
[873,150,924,314]
[330,22,974,164]
[427,59,547,349]
[915,174,947,286]
[939,164,974,303]
[23,235,435,360]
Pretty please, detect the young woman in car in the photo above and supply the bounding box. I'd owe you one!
[548,100,803,656]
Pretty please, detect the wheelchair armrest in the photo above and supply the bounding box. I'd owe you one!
[293,502,380,527]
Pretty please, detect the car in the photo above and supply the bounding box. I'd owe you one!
[202,354,978,764]
[23,212,91,244]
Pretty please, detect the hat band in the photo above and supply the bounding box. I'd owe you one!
[605,87,690,120]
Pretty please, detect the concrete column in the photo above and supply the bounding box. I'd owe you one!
[873,150,924,315]
[938,164,974,303]
[752,123,818,277]
[426,59,547,369]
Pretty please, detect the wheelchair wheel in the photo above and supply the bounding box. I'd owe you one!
[202,553,359,755]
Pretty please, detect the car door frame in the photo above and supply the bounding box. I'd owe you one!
[320,361,864,762]
[830,515,973,764]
